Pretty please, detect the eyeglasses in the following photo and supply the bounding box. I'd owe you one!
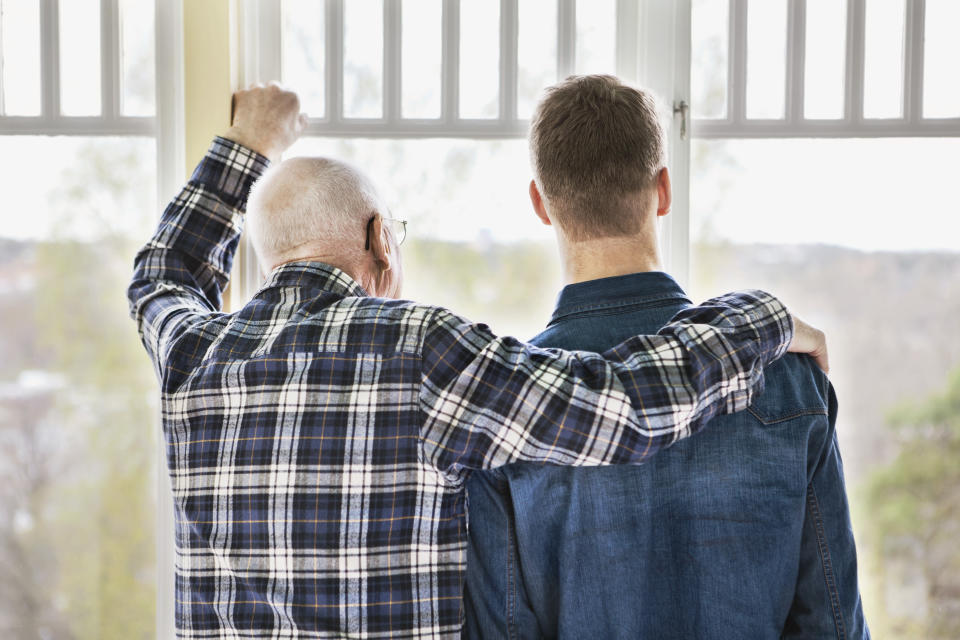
[364,215,408,250]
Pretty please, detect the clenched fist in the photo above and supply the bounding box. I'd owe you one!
[223,82,308,162]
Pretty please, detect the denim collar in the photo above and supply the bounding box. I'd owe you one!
[548,271,691,326]
[260,261,369,299]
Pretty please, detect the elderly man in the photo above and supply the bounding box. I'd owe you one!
[465,75,867,639]
[128,84,824,638]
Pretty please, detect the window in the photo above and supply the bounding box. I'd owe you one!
[0,0,166,636]
[693,0,960,137]
[691,1,960,636]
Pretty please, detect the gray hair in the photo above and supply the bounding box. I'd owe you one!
[529,75,666,241]
[247,156,384,269]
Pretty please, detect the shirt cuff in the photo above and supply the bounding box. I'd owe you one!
[188,136,272,212]
[738,289,794,365]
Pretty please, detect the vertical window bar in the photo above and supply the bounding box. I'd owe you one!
[844,0,866,122]
[256,0,282,85]
[40,0,60,119]
[557,0,574,79]
[903,0,925,123]
[499,0,518,122]
[785,0,806,123]
[0,5,5,116]
[325,0,343,123]
[615,0,639,83]
[441,0,459,122]
[728,0,747,123]
[102,0,120,119]
[384,0,400,122]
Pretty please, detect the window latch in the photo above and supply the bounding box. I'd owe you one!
[673,100,689,140]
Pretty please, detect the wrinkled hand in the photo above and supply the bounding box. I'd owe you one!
[787,314,829,374]
[223,82,308,162]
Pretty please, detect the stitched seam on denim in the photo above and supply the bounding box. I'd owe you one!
[504,475,519,640]
[748,406,828,425]
[807,484,847,640]
[547,293,691,325]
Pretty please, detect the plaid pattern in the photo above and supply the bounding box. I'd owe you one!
[128,137,793,638]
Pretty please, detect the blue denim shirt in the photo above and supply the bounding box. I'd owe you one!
[464,272,868,640]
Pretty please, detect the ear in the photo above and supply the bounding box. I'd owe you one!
[368,215,393,272]
[656,167,672,217]
[529,180,552,226]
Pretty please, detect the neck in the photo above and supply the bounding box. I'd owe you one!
[273,251,372,290]
[558,232,663,285]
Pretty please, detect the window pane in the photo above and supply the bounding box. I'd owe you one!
[517,0,557,120]
[0,136,158,636]
[746,0,787,119]
[286,136,557,338]
[344,0,383,118]
[282,0,325,118]
[690,137,960,639]
[401,0,441,119]
[804,0,846,119]
[863,0,905,119]
[59,0,101,116]
[574,0,616,75]
[119,0,155,116]
[922,0,960,118]
[691,0,728,120]
[459,0,499,119]
[1,0,42,115]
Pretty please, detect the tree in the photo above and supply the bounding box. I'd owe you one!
[859,367,960,639]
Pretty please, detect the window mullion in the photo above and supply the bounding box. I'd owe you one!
[844,0,866,124]
[499,0,518,123]
[441,0,459,123]
[326,0,344,124]
[728,0,747,126]
[39,0,60,121]
[903,0,926,123]
[384,0,401,123]
[0,7,5,115]
[557,0,574,79]
[785,0,806,124]
[101,0,120,120]
[615,0,640,83]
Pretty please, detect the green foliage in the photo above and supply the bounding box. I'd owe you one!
[858,367,960,639]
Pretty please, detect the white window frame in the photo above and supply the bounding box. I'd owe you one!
[0,0,152,134]
[693,0,960,138]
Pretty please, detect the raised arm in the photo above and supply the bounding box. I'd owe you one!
[419,293,802,474]
[127,84,304,384]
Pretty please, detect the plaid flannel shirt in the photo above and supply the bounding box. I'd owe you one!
[128,137,793,639]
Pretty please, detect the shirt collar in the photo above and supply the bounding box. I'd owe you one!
[260,261,369,299]
[548,271,691,325]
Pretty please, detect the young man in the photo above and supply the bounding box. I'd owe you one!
[127,84,826,638]
[465,75,868,639]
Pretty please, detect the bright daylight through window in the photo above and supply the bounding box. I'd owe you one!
[692,0,960,637]
[0,0,158,637]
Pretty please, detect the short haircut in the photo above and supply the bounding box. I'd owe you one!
[247,156,382,268]
[529,75,666,241]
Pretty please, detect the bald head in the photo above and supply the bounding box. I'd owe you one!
[247,156,384,270]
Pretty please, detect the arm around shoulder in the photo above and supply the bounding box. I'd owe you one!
[417,290,794,475]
